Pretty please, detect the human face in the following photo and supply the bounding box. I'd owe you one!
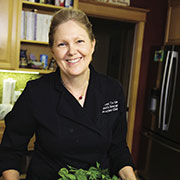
[52,20,95,78]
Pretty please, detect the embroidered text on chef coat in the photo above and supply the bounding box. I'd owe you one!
[102,100,118,113]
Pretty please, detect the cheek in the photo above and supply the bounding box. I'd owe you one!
[53,48,67,59]
[80,45,94,56]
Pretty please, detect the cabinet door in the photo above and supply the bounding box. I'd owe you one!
[165,2,180,44]
[0,0,20,69]
[0,121,5,145]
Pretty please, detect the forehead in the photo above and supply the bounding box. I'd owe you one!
[55,20,88,36]
[58,20,86,31]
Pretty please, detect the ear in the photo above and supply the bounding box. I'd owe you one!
[50,48,55,59]
[91,39,96,53]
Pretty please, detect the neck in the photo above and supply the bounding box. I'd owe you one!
[60,69,90,102]
[61,69,90,89]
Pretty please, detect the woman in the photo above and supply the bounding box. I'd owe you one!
[0,8,137,180]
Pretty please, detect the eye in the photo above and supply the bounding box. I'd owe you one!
[57,42,66,47]
[77,40,84,44]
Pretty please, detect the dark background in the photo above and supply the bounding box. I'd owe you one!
[130,0,169,167]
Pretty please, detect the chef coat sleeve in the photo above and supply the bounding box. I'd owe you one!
[0,82,37,176]
[108,85,135,177]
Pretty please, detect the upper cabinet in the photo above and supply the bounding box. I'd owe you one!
[165,0,180,44]
[0,0,78,73]
[19,0,78,74]
[79,0,147,22]
[0,0,20,69]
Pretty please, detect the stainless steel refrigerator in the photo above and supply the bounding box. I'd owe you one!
[138,45,180,180]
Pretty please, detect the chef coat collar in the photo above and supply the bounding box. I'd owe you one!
[54,64,99,92]
[54,67,64,92]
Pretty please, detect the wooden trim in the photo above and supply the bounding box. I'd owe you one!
[80,0,148,13]
[21,39,49,45]
[22,1,64,10]
[165,39,180,45]
[0,121,5,144]
[10,0,22,69]
[165,1,180,45]
[17,68,53,74]
[22,0,79,10]
[0,0,13,69]
[164,6,172,44]
[126,22,145,151]
[78,1,148,22]
[74,0,79,9]
[169,0,180,6]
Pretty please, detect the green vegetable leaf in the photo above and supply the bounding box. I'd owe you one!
[96,162,100,169]
[58,168,69,176]
[66,174,77,180]
[112,175,118,180]
[58,162,118,180]
[75,169,87,180]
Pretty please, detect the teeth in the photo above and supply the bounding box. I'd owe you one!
[66,58,81,63]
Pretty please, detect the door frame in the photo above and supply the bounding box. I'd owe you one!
[78,0,149,150]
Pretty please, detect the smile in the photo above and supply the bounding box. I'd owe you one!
[66,57,82,63]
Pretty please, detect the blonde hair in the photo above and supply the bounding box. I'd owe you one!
[49,8,95,48]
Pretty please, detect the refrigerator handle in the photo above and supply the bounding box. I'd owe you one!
[162,51,178,131]
[159,51,170,129]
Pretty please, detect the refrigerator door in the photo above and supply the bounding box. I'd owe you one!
[159,50,180,143]
[144,48,180,144]
[138,131,180,180]
[161,57,180,144]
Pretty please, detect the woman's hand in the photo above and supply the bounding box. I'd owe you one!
[2,169,20,180]
[119,166,137,180]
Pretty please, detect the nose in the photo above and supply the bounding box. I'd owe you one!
[68,44,76,55]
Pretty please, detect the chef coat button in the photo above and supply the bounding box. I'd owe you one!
[69,128,74,133]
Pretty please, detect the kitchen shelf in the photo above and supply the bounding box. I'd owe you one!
[22,1,65,12]
[21,39,49,45]
[17,68,54,74]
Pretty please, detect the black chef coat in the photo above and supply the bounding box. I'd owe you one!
[0,65,134,180]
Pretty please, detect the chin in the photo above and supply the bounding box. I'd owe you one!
[69,69,87,76]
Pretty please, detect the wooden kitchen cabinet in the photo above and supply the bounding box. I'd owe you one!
[0,0,20,69]
[0,0,78,73]
[19,0,78,74]
[165,0,180,44]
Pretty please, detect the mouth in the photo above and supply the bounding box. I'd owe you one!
[66,57,82,64]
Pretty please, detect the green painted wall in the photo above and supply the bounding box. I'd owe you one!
[0,72,41,104]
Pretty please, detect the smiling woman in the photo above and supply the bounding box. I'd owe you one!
[0,8,137,180]
[49,9,96,106]
[52,20,95,78]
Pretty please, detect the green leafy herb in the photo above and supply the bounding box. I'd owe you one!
[58,162,118,180]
